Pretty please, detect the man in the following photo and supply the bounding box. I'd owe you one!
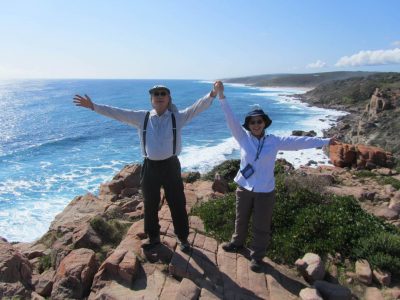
[73,83,218,252]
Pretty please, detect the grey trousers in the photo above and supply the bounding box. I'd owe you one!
[231,186,276,261]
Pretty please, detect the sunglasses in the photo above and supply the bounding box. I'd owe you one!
[153,91,168,97]
[249,120,264,125]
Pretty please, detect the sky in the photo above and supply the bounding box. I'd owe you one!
[0,0,399,80]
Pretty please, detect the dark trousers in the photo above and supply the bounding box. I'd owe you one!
[141,156,189,241]
[232,186,276,260]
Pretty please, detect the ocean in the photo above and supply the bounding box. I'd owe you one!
[0,79,346,242]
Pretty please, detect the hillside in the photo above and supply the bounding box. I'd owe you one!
[299,72,400,110]
[224,71,400,159]
[223,71,377,88]
[300,73,400,158]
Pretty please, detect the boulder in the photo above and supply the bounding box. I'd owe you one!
[364,287,384,300]
[295,253,325,282]
[212,173,229,194]
[329,142,394,169]
[329,143,357,168]
[120,198,142,213]
[50,193,110,231]
[120,187,139,198]
[72,223,103,249]
[389,197,400,212]
[113,164,142,188]
[0,282,33,299]
[299,287,323,300]
[372,207,399,220]
[92,249,139,290]
[51,248,98,300]
[355,259,372,285]
[366,88,393,118]
[89,221,145,297]
[386,288,400,299]
[17,243,48,260]
[32,269,55,297]
[0,239,32,284]
[99,178,125,196]
[372,269,391,286]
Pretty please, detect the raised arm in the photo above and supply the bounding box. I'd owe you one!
[73,94,144,127]
[178,84,217,125]
[73,94,94,110]
[274,135,332,151]
[216,81,248,144]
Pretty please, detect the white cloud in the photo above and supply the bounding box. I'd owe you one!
[393,41,400,47]
[335,48,400,67]
[306,60,327,68]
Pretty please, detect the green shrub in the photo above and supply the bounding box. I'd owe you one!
[90,216,130,246]
[376,176,400,190]
[38,254,52,273]
[37,231,58,248]
[191,193,236,242]
[194,167,400,273]
[268,191,396,264]
[184,171,201,183]
[228,182,238,192]
[354,170,376,178]
[203,159,240,181]
[284,174,333,195]
[353,232,400,275]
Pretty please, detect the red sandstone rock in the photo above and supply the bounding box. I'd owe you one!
[0,239,32,284]
[32,269,55,297]
[113,163,142,188]
[51,248,98,300]
[329,142,394,169]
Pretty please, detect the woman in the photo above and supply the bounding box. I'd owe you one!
[214,81,334,272]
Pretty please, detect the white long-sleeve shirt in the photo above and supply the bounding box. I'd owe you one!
[93,93,214,160]
[219,98,331,193]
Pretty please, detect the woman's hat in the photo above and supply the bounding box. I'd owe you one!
[242,106,272,130]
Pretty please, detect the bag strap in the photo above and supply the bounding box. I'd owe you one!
[142,111,177,157]
[142,111,150,157]
[171,112,176,155]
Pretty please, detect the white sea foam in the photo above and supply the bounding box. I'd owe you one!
[180,138,239,173]
[0,196,71,242]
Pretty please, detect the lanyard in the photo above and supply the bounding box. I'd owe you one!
[254,136,265,161]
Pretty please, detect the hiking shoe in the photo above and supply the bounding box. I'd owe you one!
[141,236,161,250]
[178,239,191,253]
[221,242,243,252]
[250,259,262,273]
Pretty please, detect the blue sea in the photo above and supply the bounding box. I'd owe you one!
[0,79,345,242]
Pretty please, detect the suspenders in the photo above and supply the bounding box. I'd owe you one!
[142,111,177,157]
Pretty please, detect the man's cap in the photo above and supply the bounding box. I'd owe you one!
[242,108,272,130]
[149,85,171,94]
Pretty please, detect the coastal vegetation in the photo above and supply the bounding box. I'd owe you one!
[192,161,400,277]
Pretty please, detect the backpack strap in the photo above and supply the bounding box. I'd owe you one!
[171,113,177,155]
[142,111,150,157]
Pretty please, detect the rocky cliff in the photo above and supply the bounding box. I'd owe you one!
[224,72,400,161]
[324,87,400,159]
[1,155,400,299]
